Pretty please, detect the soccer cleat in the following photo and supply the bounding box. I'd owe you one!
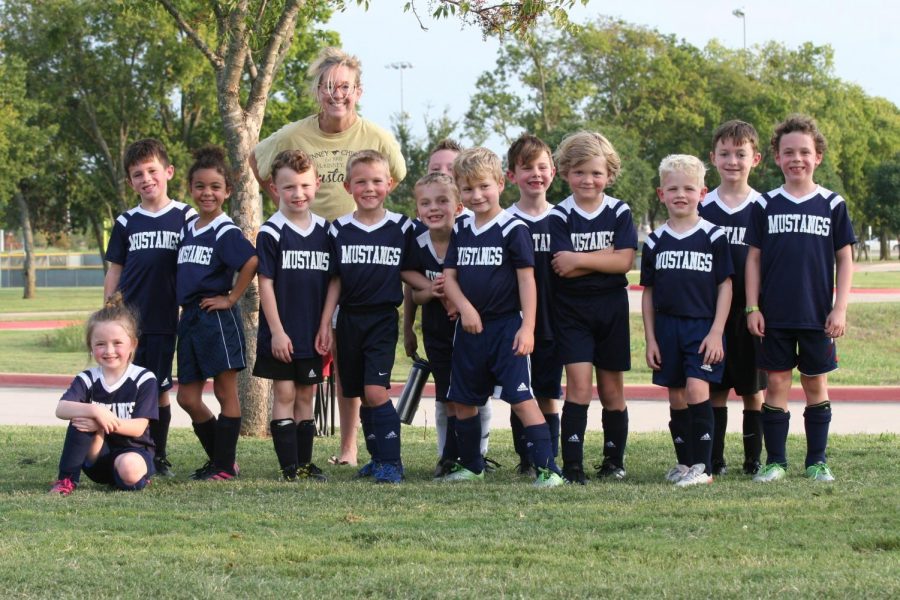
[533,467,565,488]
[297,463,328,482]
[712,460,727,476]
[200,466,238,481]
[189,460,214,480]
[433,458,455,479]
[49,478,76,496]
[515,459,536,477]
[281,465,299,482]
[595,459,626,481]
[665,464,690,483]
[805,462,835,482]
[562,463,588,485]
[373,462,403,484]
[154,456,175,477]
[441,464,485,482]
[355,461,378,479]
[675,464,713,487]
[743,460,761,475]
[753,463,787,483]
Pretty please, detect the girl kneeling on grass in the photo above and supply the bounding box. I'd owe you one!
[176,146,258,481]
[50,294,158,496]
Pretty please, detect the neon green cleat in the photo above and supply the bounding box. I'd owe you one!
[441,464,485,482]
[805,462,835,482]
[753,463,786,483]
[534,467,565,488]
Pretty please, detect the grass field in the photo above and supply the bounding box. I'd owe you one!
[3,303,899,386]
[1,427,897,598]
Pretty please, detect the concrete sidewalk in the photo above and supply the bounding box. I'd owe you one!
[4,385,898,435]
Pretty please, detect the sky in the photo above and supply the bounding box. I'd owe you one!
[322,0,899,155]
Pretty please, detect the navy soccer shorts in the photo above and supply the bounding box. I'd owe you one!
[335,306,398,398]
[177,304,247,384]
[83,446,155,491]
[447,313,533,406]
[652,313,725,388]
[553,288,631,372]
[253,354,324,384]
[711,307,767,396]
[757,327,838,376]
[134,333,176,392]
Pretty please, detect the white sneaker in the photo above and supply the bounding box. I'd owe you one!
[675,464,713,487]
[665,464,690,483]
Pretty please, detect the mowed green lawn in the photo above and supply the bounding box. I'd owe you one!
[1,427,897,598]
[3,301,899,386]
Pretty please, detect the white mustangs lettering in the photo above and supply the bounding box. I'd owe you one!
[341,245,401,265]
[94,401,136,420]
[128,230,180,251]
[281,250,330,271]
[532,233,550,253]
[570,231,614,251]
[722,226,747,246]
[455,246,503,266]
[177,245,213,266]
[767,214,831,237]
[655,250,713,272]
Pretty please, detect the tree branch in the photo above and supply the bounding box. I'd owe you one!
[157,0,223,70]
[246,0,303,119]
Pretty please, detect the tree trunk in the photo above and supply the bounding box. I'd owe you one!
[14,190,37,299]
[89,214,108,274]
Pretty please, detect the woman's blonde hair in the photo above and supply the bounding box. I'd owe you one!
[308,47,362,99]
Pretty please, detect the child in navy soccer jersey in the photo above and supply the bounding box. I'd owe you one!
[504,134,562,477]
[175,146,258,482]
[745,115,856,483]
[104,138,197,477]
[442,147,564,487]
[641,155,733,487]
[549,132,638,484]
[254,150,332,482]
[315,150,430,484]
[50,295,158,496]
[407,172,465,478]
[699,120,767,476]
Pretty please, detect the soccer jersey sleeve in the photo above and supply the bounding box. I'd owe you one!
[256,228,279,280]
[639,240,656,287]
[131,371,159,422]
[217,228,256,271]
[400,218,418,271]
[744,200,766,249]
[444,230,459,270]
[830,197,857,251]
[711,231,735,284]
[613,206,639,250]
[506,222,535,269]
[549,210,575,254]
[60,373,91,404]
[105,217,129,265]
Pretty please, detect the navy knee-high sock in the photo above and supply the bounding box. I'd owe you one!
[510,411,528,460]
[561,401,588,466]
[712,406,728,465]
[601,408,628,467]
[372,402,401,465]
[689,401,714,474]
[150,404,171,459]
[296,419,316,466]
[57,424,96,483]
[455,414,484,474]
[762,404,790,466]
[524,423,560,474]
[669,407,690,465]
[359,406,378,462]
[270,419,297,471]
[743,409,763,464]
[804,401,832,468]
[442,415,460,463]
[544,412,560,458]
[192,417,217,460]
[214,415,241,472]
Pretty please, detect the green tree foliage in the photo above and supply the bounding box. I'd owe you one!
[865,154,900,259]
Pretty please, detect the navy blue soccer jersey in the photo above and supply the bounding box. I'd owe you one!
[445,210,535,320]
[640,219,734,319]
[549,194,638,296]
[699,188,761,309]
[176,214,256,306]
[328,211,417,308]
[105,201,197,334]
[409,230,455,348]
[745,186,857,329]
[60,364,158,450]
[507,203,556,340]
[257,212,334,359]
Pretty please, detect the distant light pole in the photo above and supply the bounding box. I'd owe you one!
[385,61,414,116]
[732,8,746,51]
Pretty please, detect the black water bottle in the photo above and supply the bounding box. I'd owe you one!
[396,354,430,425]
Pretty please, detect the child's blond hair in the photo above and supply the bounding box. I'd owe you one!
[658,154,706,187]
[452,147,504,185]
[554,131,621,183]
[345,149,390,181]
[415,172,459,199]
